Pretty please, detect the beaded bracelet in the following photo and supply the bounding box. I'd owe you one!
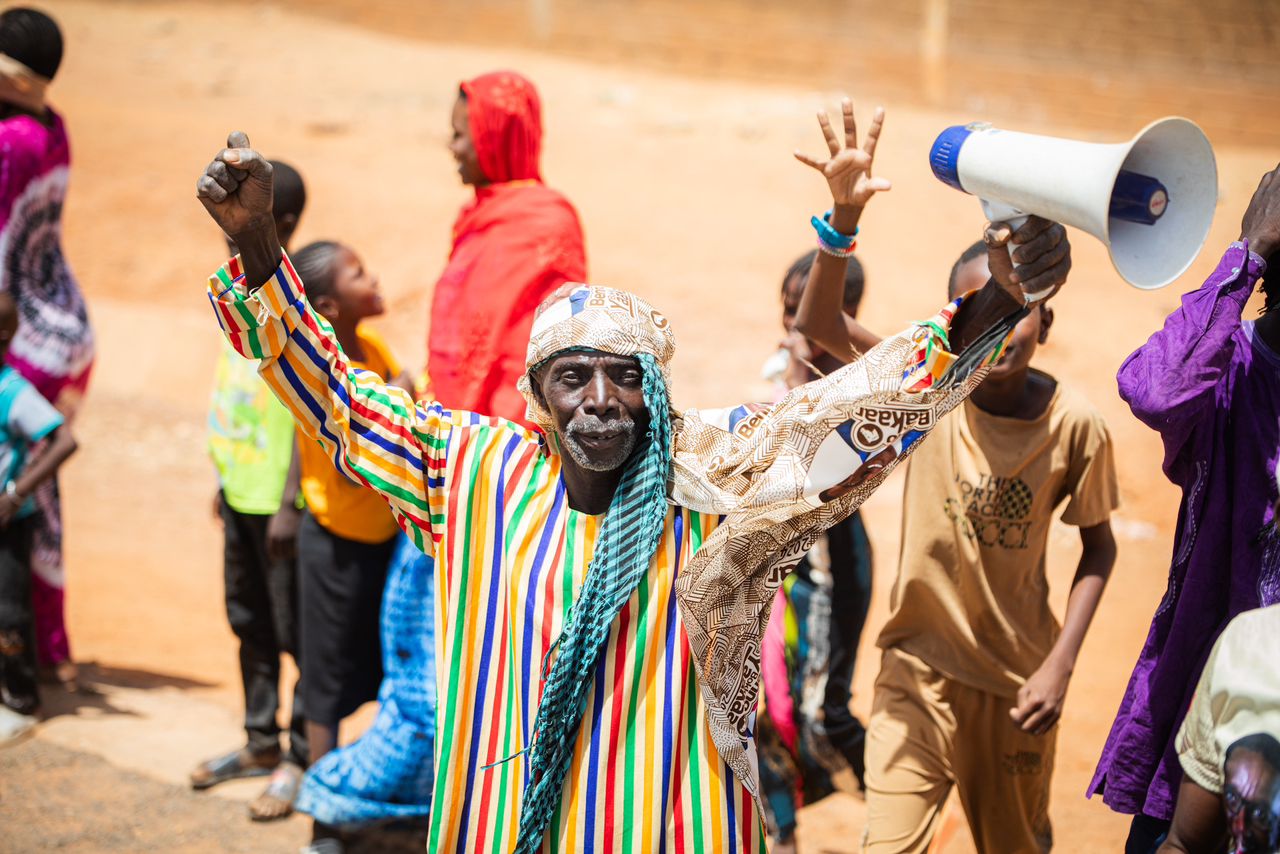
[817,240,858,259]
[819,212,858,257]
[810,213,857,250]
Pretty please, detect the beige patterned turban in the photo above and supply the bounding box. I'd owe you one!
[517,285,675,430]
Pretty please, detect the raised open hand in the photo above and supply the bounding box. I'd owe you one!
[196,131,275,241]
[794,99,891,208]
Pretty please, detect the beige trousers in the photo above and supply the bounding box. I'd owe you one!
[863,648,1055,854]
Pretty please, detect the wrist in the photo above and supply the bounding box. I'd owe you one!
[811,211,859,259]
[828,204,862,235]
[1243,233,1278,259]
[1043,647,1076,675]
[230,221,284,288]
[981,277,1025,313]
[228,214,276,247]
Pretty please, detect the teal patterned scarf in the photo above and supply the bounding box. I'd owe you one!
[513,352,671,853]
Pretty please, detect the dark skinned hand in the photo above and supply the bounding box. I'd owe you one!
[983,216,1072,305]
[793,98,892,208]
[1241,163,1280,259]
[196,131,275,241]
[1010,655,1071,736]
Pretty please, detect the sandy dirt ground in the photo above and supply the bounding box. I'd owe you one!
[1,1,1277,850]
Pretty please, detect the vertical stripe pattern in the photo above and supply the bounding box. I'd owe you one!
[207,256,765,853]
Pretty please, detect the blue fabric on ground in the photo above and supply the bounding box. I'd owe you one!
[296,533,436,826]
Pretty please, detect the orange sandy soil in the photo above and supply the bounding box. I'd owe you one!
[1,1,1277,850]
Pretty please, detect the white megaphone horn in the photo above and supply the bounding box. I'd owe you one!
[929,118,1218,291]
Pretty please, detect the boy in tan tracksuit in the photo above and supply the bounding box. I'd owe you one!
[797,239,1120,853]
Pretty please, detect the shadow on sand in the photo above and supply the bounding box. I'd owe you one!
[37,661,220,720]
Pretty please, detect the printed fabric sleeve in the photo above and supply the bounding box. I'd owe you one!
[8,381,63,444]
[1115,242,1268,475]
[206,253,449,551]
[1175,631,1226,795]
[1060,408,1121,527]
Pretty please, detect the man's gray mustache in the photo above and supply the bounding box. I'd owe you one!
[566,415,635,438]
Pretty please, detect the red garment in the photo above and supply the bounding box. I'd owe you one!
[461,71,542,184]
[428,72,586,428]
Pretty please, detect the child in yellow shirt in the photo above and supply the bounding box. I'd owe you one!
[288,240,412,773]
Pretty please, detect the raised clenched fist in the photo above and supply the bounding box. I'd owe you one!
[196,131,275,241]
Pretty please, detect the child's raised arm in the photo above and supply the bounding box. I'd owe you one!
[197,132,444,549]
[792,99,890,361]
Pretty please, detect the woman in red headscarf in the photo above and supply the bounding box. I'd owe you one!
[431,71,586,427]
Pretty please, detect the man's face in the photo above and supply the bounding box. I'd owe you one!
[780,271,857,335]
[538,351,650,472]
[1224,749,1280,853]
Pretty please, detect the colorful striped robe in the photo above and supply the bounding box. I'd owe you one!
[208,255,767,852]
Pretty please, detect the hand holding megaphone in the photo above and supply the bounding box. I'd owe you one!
[982,216,1071,306]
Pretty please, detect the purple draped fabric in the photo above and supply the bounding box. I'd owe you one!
[1090,242,1280,819]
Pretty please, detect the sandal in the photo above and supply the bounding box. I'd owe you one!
[250,761,303,821]
[189,746,279,790]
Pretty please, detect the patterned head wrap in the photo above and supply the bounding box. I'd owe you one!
[517,284,676,429]
[514,284,676,852]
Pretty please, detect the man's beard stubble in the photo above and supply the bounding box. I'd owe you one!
[561,414,639,472]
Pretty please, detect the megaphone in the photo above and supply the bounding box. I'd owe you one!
[929,118,1217,290]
